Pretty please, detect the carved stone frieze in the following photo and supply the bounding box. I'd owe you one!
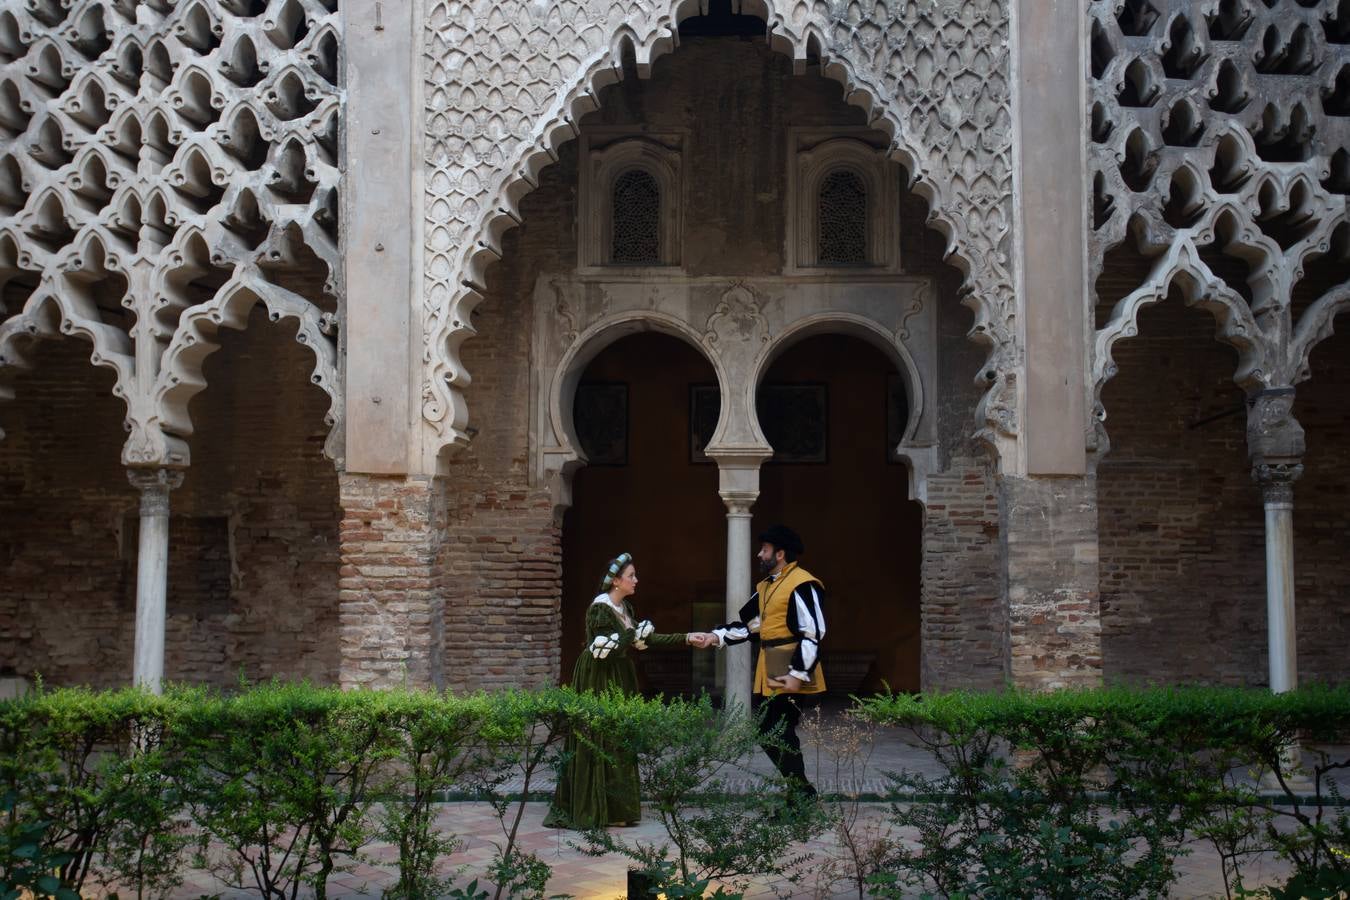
[1089,0,1350,448]
[0,0,344,467]
[422,0,1016,460]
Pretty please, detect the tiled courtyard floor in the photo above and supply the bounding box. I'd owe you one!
[138,714,1315,898]
[158,799,1291,899]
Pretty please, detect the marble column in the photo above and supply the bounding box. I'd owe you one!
[720,492,756,713]
[1254,462,1301,693]
[127,468,184,694]
[1246,388,1305,694]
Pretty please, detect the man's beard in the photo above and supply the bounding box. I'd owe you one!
[757,555,775,575]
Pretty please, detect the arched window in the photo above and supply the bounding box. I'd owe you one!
[610,168,661,264]
[787,133,897,271]
[578,133,682,269]
[816,168,868,264]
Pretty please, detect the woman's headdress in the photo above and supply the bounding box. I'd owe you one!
[599,552,633,593]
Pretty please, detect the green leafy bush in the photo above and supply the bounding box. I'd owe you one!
[857,685,1350,900]
[2,682,1346,899]
[578,691,823,897]
[0,687,191,899]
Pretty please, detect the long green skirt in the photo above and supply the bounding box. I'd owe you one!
[543,648,641,829]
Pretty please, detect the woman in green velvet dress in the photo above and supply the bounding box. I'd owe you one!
[544,553,696,829]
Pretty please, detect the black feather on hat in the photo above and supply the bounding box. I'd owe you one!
[758,524,804,556]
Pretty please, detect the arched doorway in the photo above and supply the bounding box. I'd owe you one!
[560,332,725,695]
[753,334,923,694]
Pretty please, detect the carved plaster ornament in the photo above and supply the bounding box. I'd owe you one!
[704,282,769,348]
[0,1,345,469]
[1089,0,1350,455]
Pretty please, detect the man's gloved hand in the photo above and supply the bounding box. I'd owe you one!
[590,633,620,659]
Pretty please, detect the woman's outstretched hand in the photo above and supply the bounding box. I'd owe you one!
[687,632,717,649]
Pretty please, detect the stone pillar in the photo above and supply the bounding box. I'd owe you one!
[1001,474,1102,690]
[720,493,756,713]
[1247,388,1305,693]
[708,450,770,712]
[338,474,446,689]
[1014,0,1089,477]
[342,0,416,474]
[127,468,184,693]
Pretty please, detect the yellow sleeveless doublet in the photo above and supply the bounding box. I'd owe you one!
[753,563,826,696]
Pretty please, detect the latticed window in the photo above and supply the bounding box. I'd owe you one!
[817,168,868,264]
[610,168,661,264]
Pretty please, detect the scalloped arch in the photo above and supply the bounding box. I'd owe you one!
[421,0,1017,466]
[1092,237,1269,429]
[149,270,342,466]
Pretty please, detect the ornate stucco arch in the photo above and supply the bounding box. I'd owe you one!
[541,310,731,516]
[421,0,1016,469]
[751,312,938,503]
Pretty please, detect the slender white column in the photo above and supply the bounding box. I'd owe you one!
[127,469,184,694]
[1255,462,1301,693]
[721,494,755,713]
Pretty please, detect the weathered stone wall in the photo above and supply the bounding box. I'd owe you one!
[0,313,340,688]
[1098,293,1350,686]
[1001,475,1102,690]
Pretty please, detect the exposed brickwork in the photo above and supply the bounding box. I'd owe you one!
[438,486,561,690]
[920,458,1006,691]
[338,475,447,689]
[1001,474,1102,690]
[1098,290,1350,686]
[0,312,340,689]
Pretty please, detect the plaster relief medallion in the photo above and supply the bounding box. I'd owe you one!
[703,283,769,347]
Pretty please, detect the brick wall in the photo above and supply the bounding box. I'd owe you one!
[920,458,1006,690]
[0,309,340,688]
[1001,474,1102,689]
[1097,288,1350,686]
[338,474,446,688]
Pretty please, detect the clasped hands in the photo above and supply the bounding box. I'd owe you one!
[686,631,718,649]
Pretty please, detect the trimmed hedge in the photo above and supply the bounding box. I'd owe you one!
[856,685,1350,899]
[1,684,1347,899]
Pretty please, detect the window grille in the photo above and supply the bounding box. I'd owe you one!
[610,168,661,264]
[817,168,868,264]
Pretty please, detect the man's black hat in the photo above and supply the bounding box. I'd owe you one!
[758,524,804,556]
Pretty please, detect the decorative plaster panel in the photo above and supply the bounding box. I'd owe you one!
[0,0,343,468]
[1088,0,1350,451]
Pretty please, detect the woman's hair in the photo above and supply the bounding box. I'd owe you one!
[598,552,633,593]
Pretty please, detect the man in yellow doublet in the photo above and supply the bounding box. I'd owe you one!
[709,524,826,799]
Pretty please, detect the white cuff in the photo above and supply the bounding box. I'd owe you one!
[789,669,810,682]
[590,633,620,659]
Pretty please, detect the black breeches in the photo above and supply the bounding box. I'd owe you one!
[756,693,816,797]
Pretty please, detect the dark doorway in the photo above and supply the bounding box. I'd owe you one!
[753,334,922,693]
[560,332,726,696]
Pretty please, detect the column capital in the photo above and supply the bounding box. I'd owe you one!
[719,491,757,517]
[127,468,185,515]
[1252,461,1303,506]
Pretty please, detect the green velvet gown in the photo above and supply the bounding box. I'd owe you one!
[544,597,685,829]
